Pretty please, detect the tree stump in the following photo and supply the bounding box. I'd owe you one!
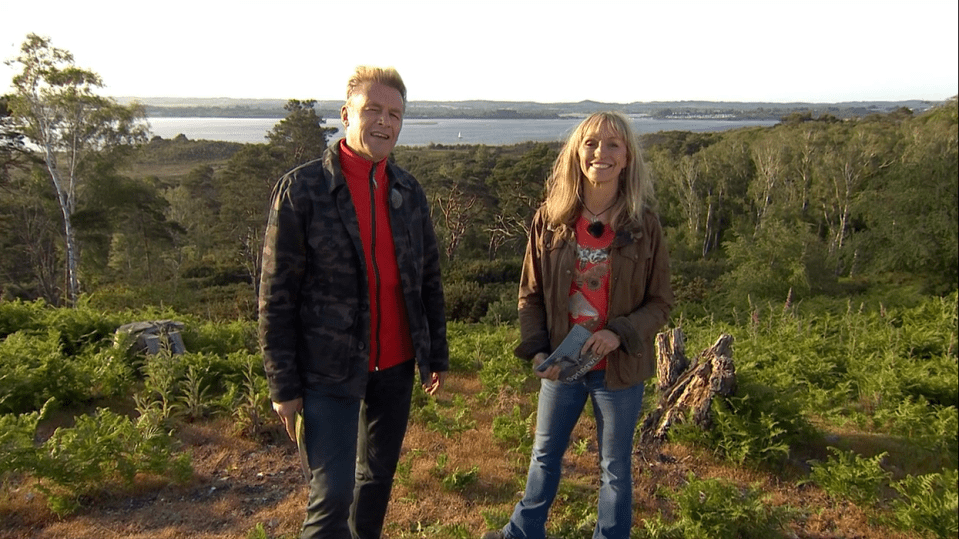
[655,328,688,393]
[639,329,736,445]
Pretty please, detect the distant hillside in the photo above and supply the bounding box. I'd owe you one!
[115,96,944,121]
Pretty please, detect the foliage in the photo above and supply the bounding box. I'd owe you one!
[491,404,535,455]
[0,329,102,414]
[137,135,243,164]
[719,219,833,305]
[446,321,520,375]
[479,286,520,326]
[641,473,792,539]
[0,291,956,535]
[806,447,891,505]
[409,390,476,437]
[221,351,272,439]
[444,280,514,323]
[889,469,959,539]
[669,378,817,467]
[685,292,957,444]
[444,257,522,286]
[6,33,149,305]
[0,401,191,516]
[266,99,337,169]
[431,453,479,492]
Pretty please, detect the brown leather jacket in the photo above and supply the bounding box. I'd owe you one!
[515,207,674,389]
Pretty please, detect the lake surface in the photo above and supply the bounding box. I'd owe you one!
[147,116,779,146]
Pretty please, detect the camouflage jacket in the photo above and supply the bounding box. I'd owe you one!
[258,143,448,402]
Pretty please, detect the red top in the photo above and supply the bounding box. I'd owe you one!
[570,216,614,371]
[339,140,415,371]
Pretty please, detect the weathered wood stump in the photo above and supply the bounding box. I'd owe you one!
[639,328,736,444]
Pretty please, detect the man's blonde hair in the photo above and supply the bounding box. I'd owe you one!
[346,66,407,107]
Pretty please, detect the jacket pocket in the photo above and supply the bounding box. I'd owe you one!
[298,303,357,382]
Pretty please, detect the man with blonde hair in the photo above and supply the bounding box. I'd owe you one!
[259,66,448,539]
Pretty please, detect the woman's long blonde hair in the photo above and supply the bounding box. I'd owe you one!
[543,111,655,231]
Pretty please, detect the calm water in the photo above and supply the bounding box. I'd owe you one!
[147,116,778,146]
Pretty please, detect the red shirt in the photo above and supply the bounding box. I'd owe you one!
[339,140,415,371]
[570,216,614,371]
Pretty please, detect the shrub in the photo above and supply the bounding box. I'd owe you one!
[445,257,522,285]
[889,469,959,539]
[444,281,512,322]
[0,330,91,414]
[182,318,258,355]
[1,405,191,516]
[670,378,817,467]
[0,299,49,338]
[409,391,475,437]
[491,404,535,455]
[807,447,891,505]
[642,472,792,539]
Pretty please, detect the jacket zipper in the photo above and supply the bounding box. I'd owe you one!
[369,162,381,371]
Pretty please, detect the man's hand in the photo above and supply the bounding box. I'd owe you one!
[272,398,303,442]
[423,371,447,396]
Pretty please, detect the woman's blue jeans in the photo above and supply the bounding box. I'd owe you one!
[503,370,644,539]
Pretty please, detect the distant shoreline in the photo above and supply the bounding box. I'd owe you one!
[126,97,944,123]
[146,116,781,146]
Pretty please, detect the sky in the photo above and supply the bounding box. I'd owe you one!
[2,0,957,104]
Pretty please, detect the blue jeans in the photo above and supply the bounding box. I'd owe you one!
[503,370,645,539]
[299,359,415,539]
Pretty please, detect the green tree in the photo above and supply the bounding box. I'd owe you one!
[266,99,337,172]
[74,165,183,284]
[812,120,897,275]
[164,165,222,263]
[0,96,27,180]
[720,219,826,305]
[854,98,958,289]
[695,134,754,256]
[0,169,61,302]
[485,143,553,258]
[5,34,147,305]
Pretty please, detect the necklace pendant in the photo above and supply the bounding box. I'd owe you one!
[587,220,605,238]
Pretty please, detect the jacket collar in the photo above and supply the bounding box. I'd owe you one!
[324,141,415,194]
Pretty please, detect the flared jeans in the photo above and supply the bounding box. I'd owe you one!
[503,370,645,539]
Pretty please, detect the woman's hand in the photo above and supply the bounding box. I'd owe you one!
[582,329,620,359]
[532,352,560,380]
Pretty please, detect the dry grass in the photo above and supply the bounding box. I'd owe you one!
[1,373,924,539]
